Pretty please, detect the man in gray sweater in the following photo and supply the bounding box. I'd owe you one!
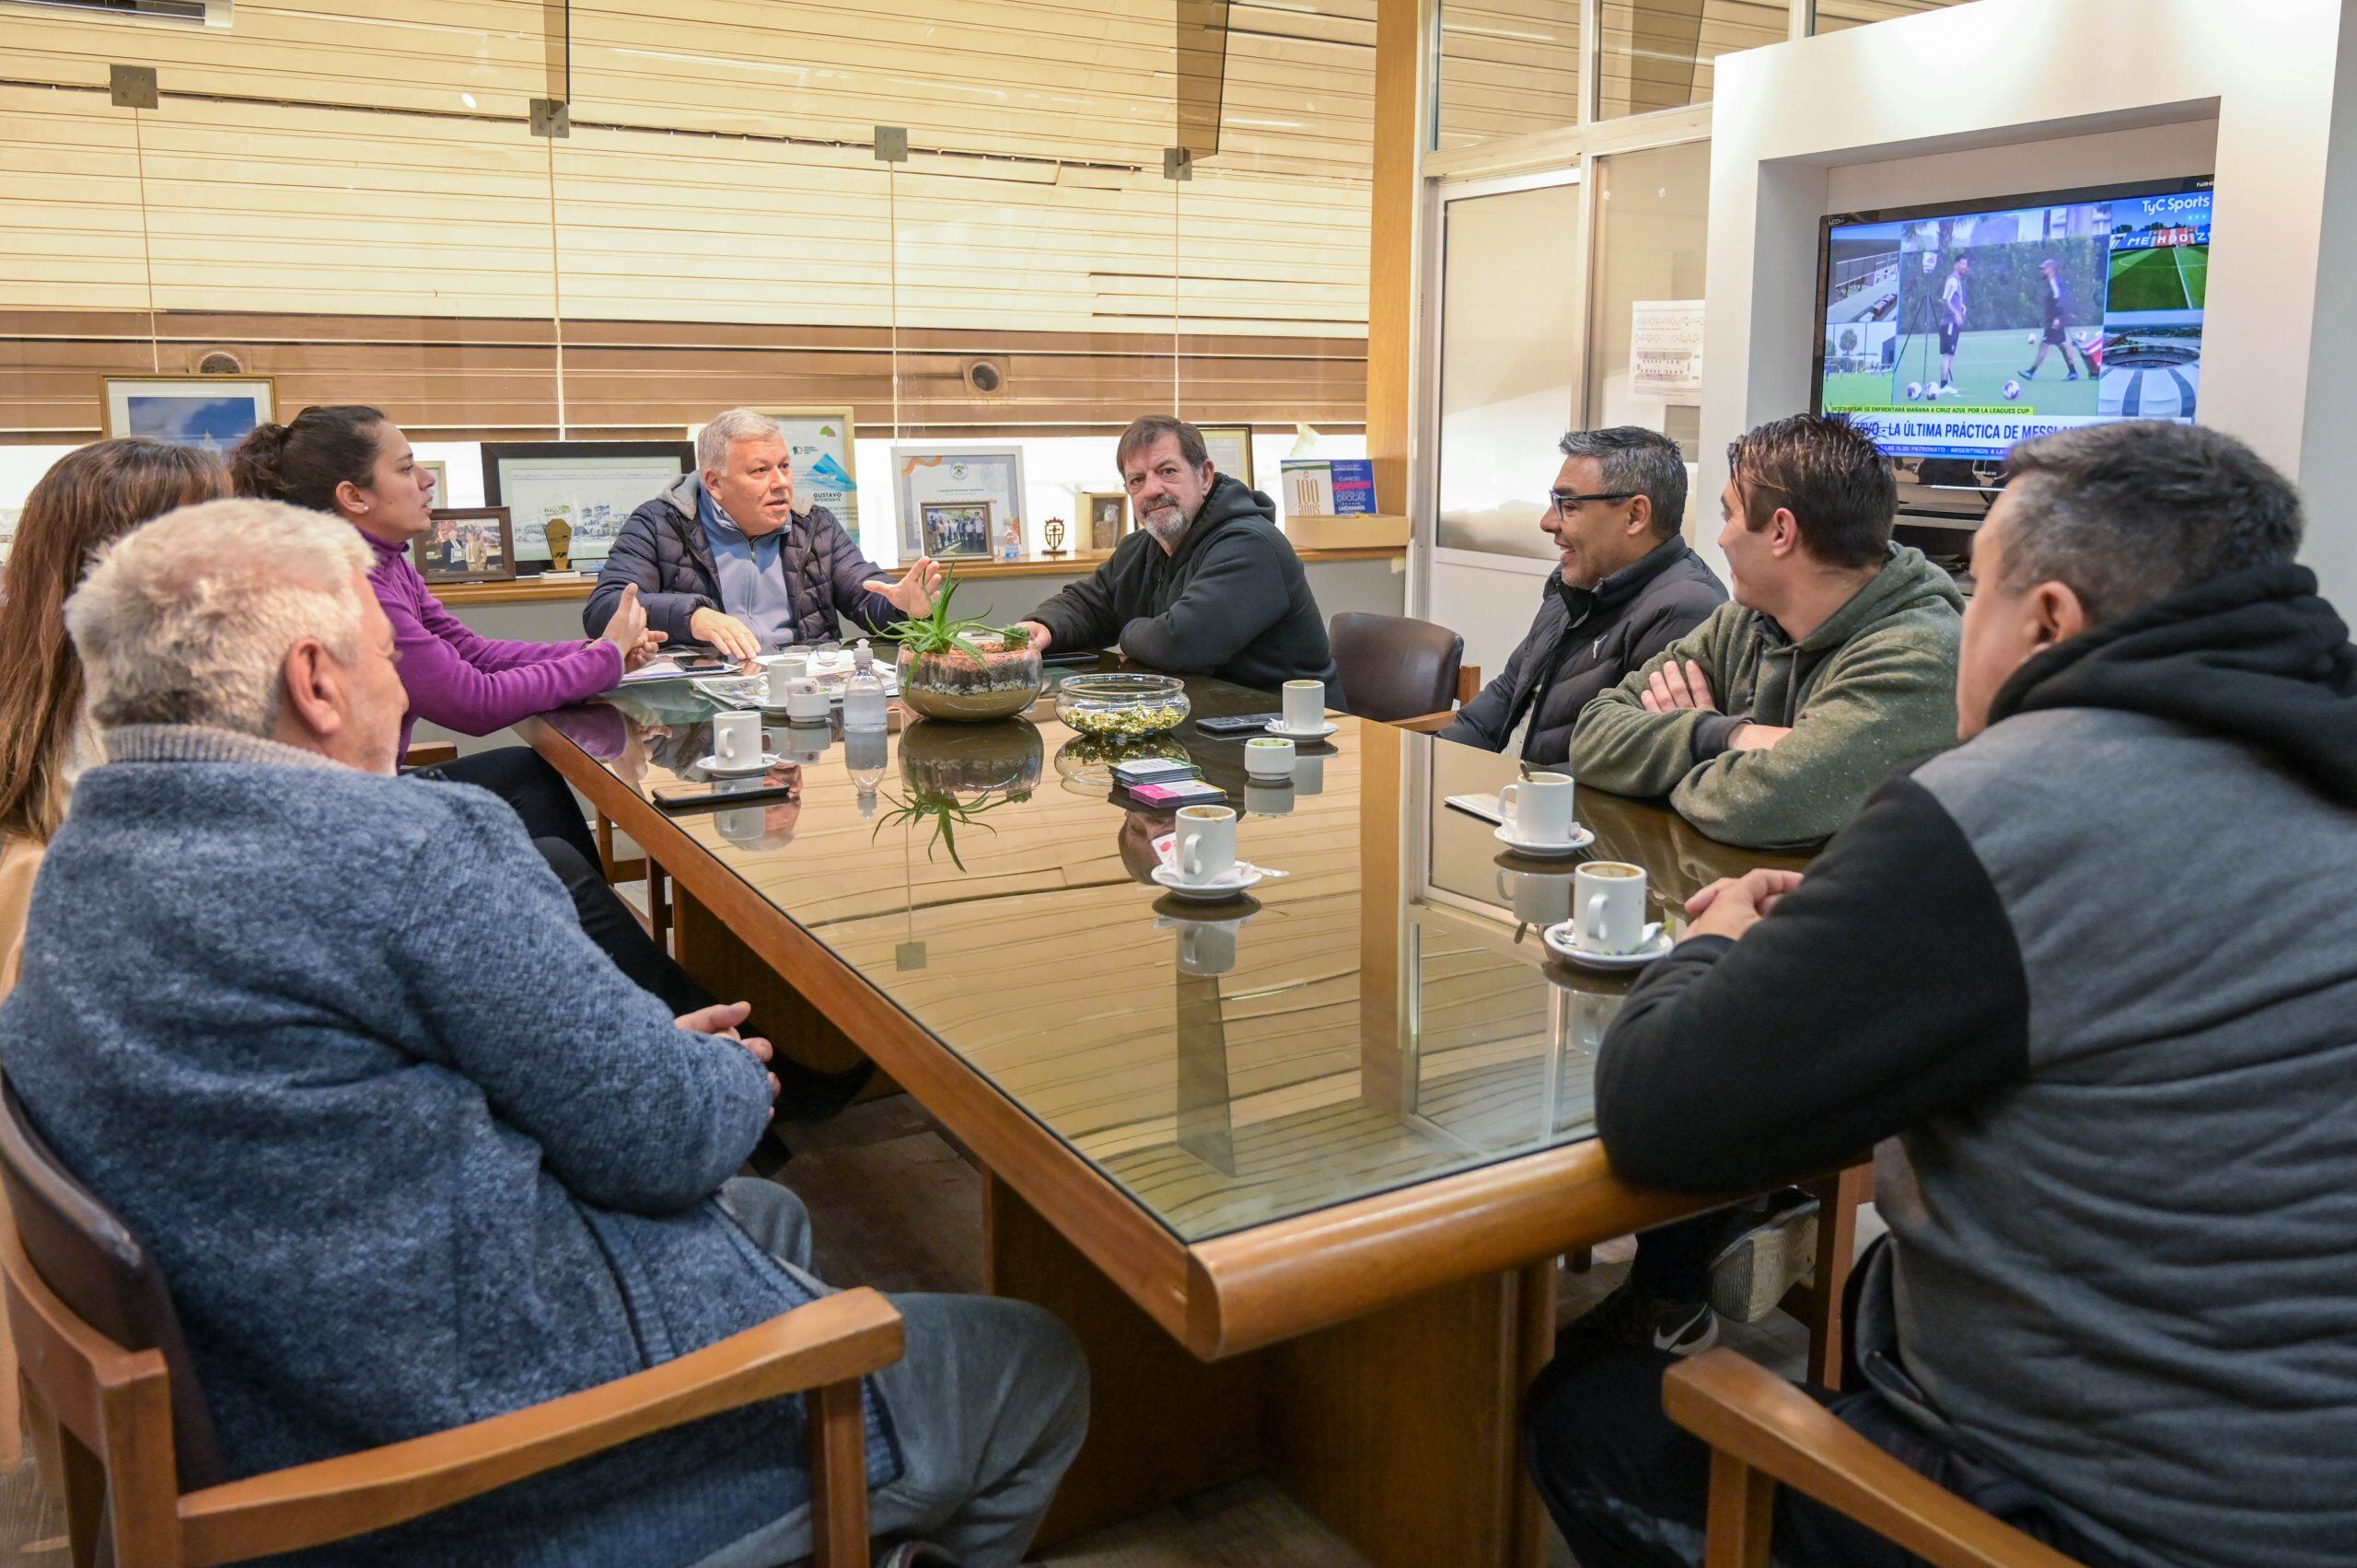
[1527,422,2357,1568]
[2,498,1085,1567]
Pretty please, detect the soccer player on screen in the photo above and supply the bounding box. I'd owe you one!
[1936,256,1969,394]
[2021,257,2085,382]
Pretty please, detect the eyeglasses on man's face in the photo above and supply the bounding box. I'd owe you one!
[1549,490,1640,514]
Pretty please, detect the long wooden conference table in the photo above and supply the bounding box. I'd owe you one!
[522,668,1816,1568]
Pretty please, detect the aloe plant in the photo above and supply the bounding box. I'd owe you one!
[872,784,1016,872]
[890,565,1025,666]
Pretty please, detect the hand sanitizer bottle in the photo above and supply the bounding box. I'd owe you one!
[843,640,888,733]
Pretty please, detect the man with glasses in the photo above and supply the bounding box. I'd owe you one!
[1440,427,1724,765]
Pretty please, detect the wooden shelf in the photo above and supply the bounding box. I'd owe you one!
[431,545,1406,607]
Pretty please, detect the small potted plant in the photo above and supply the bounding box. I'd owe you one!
[888,565,1046,723]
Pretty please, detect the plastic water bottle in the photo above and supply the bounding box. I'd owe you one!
[843,640,888,733]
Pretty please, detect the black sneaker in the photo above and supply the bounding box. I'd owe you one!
[2018,368,2037,379]
[1705,1189,1821,1323]
[1559,1279,1718,1359]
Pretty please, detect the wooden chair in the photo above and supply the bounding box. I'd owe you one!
[0,1081,901,1568]
[401,740,459,768]
[1394,665,1479,735]
[1664,1347,2088,1568]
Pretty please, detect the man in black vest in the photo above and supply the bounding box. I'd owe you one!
[1440,427,1724,765]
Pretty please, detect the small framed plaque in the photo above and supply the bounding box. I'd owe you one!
[413,507,517,584]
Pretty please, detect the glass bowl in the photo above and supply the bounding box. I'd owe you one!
[1053,673,1192,740]
[894,638,1045,723]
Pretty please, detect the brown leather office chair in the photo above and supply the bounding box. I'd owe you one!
[1664,1348,2087,1568]
[1329,612,1466,724]
[0,1079,901,1568]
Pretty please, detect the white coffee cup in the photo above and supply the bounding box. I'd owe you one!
[765,658,805,705]
[1573,861,1649,954]
[1245,735,1295,777]
[1172,803,1238,885]
[784,679,831,724]
[1282,679,1326,734]
[1496,867,1573,927]
[1498,772,1577,844]
[713,710,768,766]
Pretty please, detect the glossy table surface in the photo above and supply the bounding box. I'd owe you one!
[533,669,1805,1249]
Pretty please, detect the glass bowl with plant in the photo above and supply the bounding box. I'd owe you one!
[888,565,1045,723]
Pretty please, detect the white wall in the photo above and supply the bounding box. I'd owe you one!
[1701,0,2356,606]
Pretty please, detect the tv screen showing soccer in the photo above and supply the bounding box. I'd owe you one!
[1815,176,2212,467]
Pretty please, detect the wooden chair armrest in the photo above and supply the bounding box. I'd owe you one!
[1662,1349,2084,1568]
[176,1288,903,1567]
[1393,710,1457,734]
[403,740,460,768]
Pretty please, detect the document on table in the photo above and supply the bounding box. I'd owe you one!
[1444,792,1505,826]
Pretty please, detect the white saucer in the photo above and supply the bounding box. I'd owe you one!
[1151,864,1267,900]
[1264,720,1338,740]
[1542,922,1673,970]
[694,750,785,777]
[1494,823,1596,858]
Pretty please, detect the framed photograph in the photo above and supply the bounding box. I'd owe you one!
[891,444,1028,561]
[919,500,994,560]
[413,507,516,584]
[416,459,450,509]
[1082,491,1129,554]
[104,376,276,456]
[688,407,859,538]
[1195,424,1254,491]
[482,440,694,574]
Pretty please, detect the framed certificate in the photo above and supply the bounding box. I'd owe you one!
[482,440,694,574]
[891,445,1028,561]
[1195,424,1254,490]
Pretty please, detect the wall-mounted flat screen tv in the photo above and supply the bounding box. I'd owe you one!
[1814,174,2213,505]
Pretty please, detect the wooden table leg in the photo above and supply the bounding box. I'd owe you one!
[982,1175,1273,1546]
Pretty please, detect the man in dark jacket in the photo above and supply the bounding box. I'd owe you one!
[586,408,942,658]
[1439,426,1724,764]
[1527,421,2357,1568]
[1016,415,1340,699]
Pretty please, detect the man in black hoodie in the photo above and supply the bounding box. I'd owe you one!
[1016,416,1340,699]
[1528,420,2357,1568]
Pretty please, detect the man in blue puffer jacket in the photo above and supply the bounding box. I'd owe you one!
[3,497,1084,1566]
[587,408,943,660]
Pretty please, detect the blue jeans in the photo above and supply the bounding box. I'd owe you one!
[693,1179,1089,1568]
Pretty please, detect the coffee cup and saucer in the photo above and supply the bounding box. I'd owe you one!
[1149,804,1268,900]
[696,711,785,776]
[1542,861,1674,970]
[1264,679,1339,741]
[1492,772,1595,857]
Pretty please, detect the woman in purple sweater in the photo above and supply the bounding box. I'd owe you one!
[226,409,716,1025]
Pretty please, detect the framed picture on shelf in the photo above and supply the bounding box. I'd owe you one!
[412,507,517,585]
[103,376,276,456]
[1082,491,1129,554]
[919,500,994,560]
[1195,424,1254,491]
[482,440,694,575]
[687,406,859,536]
[891,445,1027,561]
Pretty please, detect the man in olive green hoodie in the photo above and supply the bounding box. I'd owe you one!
[1570,413,1963,854]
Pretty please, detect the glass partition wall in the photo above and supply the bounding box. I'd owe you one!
[0,0,1377,567]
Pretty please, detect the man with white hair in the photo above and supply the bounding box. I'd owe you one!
[2,498,1086,1565]
[588,408,943,659]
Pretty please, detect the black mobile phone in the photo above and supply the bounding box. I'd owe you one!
[673,654,736,674]
[1195,712,1283,735]
[651,779,798,813]
[1040,649,1099,668]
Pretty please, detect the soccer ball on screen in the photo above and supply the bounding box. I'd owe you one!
[1904,382,1924,401]
[2026,332,2038,345]
[2002,379,2023,401]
